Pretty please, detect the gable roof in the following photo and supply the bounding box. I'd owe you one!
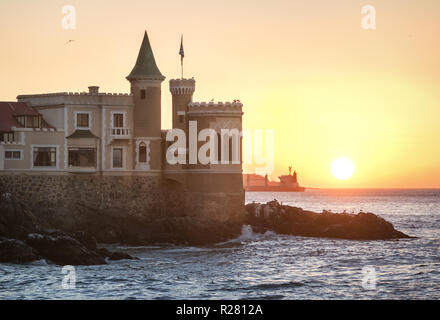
[0,101,52,132]
[126,31,165,81]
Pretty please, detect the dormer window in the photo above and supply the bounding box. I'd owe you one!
[15,115,41,128]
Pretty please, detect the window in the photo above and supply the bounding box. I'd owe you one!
[68,148,96,167]
[113,113,124,128]
[179,115,184,123]
[15,116,40,128]
[76,113,89,128]
[140,89,146,100]
[0,132,14,142]
[112,148,123,168]
[139,143,147,163]
[28,116,40,128]
[217,133,221,163]
[16,116,24,126]
[4,150,21,160]
[33,147,56,167]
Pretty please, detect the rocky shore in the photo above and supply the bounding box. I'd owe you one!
[245,200,411,240]
[0,194,412,265]
[0,195,136,265]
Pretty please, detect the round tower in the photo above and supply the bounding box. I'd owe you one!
[127,31,165,170]
[169,78,195,132]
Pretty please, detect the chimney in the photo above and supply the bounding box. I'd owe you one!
[88,86,99,95]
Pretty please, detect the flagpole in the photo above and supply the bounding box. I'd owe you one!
[180,34,184,79]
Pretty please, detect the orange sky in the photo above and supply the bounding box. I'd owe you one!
[0,0,439,188]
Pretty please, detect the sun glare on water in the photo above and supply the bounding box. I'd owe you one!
[331,157,355,180]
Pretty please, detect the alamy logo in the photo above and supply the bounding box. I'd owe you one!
[361,5,376,30]
[61,5,76,30]
[165,121,274,174]
[361,265,377,290]
[61,265,76,289]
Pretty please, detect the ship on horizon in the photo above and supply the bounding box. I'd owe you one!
[243,166,306,192]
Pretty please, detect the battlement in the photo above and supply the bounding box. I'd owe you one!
[169,78,196,95]
[17,87,134,107]
[189,101,242,108]
[17,92,132,98]
[188,101,243,116]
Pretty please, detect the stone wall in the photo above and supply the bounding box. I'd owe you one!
[0,173,245,244]
[0,173,185,216]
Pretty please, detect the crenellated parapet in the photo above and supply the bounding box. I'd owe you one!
[188,101,243,116]
[17,89,134,107]
[169,78,196,95]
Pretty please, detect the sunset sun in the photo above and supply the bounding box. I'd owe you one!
[331,157,355,180]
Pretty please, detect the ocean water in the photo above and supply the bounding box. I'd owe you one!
[1,189,439,300]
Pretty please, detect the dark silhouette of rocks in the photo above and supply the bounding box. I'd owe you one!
[0,195,137,265]
[96,247,137,261]
[245,200,411,240]
[25,232,106,266]
[0,238,40,263]
[0,192,413,265]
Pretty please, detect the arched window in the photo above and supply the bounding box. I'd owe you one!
[139,142,147,163]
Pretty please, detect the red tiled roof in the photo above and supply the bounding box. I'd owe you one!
[0,101,48,132]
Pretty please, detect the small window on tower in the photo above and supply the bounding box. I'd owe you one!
[140,89,146,100]
[179,115,184,123]
[139,142,147,163]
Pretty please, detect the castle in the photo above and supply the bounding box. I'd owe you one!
[0,32,244,225]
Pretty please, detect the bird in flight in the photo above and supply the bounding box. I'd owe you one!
[65,40,75,45]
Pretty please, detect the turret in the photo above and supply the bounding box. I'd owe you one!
[127,31,165,170]
[169,78,195,132]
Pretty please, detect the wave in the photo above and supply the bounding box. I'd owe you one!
[218,225,279,245]
[26,259,49,266]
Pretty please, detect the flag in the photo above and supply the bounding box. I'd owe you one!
[179,35,184,61]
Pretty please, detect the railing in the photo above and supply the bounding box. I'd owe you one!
[107,127,132,138]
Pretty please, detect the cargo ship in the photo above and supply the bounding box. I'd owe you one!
[243,166,306,192]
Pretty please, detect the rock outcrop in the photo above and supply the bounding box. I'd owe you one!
[1,190,413,265]
[0,195,137,265]
[25,232,106,266]
[245,200,411,240]
[0,238,40,263]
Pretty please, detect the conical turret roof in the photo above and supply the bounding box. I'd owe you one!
[127,31,165,81]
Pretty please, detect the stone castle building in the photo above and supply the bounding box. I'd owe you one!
[0,32,244,227]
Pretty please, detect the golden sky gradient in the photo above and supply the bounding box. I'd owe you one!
[0,0,439,188]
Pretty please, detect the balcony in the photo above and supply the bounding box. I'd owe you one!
[107,127,132,144]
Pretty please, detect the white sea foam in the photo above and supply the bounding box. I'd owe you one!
[219,225,278,245]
